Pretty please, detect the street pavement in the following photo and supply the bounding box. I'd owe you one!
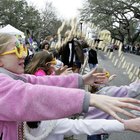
[98,50,140,140]
[74,50,140,140]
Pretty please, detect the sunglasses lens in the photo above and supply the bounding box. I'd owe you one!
[15,42,21,55]
[15,41,28,58]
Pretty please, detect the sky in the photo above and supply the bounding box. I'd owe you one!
[26,0,83,19]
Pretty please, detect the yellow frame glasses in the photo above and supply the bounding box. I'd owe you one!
[49,58,57,65]
[0,41,28,58]
[45,58,57,67]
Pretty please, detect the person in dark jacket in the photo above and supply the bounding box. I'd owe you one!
[88,48,98,70]
[59,38,84,73]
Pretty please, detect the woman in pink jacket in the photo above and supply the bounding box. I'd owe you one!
[0,33,140,139]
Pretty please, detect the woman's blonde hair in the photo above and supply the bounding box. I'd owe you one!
[0,33,14,54]
[25,51,54,74]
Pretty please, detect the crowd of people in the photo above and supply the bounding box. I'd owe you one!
[122,43,140,55]
[0,32,140,140]
[107,42,140,55]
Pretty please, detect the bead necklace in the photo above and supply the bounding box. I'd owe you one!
[18,122,25,140]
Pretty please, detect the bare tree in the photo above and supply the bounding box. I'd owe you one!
[40,2,62,38]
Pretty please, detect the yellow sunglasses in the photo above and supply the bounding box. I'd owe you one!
[0,41,28,58]
[46,58,57,67]
[49,58,57,65]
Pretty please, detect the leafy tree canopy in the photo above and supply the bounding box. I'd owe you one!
[80,0,140,44]
[0,0,63,39]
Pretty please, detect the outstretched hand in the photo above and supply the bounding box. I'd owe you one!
[55,65,71,75]
[60,67,73,75]
[82,68,107,86]
[90,94,140,122]
[123,117,140,132]
[100,74,117,85]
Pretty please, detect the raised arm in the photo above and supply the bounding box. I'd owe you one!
[51,119,124,135]
[97,80,140,98]
[25,117,140,139]
[1,74,140,123]
[24,68,107,89]
[24,73,84,89]
[0,73,88,121]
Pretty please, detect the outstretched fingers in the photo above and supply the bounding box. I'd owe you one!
[109,111,124,122]
[121,102,140,111]
[111,98,140,121]
[93,73,106,77]
[107,106,136,122]
[93,73,107,83]
[114,106,136,118]
[119,98,140,104]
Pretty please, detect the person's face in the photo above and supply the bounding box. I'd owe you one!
[44,44,49,50]
[0,37,25,74]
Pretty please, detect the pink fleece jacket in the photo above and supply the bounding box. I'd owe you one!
[34,69,46,76]
[34,69,55,76]
[0,72,89,140]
